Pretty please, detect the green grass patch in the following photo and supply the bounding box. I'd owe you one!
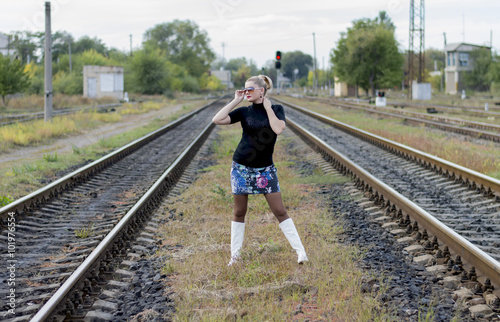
[0,195,14,207]
[43,151,58,162]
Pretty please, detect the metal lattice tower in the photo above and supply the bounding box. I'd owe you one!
[408,0,425,99]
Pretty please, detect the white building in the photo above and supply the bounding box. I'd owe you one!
[83,65,124,100]
[0,33,15,57]
[211,70,233,89]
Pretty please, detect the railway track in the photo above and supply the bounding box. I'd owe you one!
[3,94,500,320]
[0,104,122,127]
[293,95,500,142]
[0,97,226,321]
[387,99,500,117]
[272,97,500,315]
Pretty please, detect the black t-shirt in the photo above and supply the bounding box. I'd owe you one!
[229,103,285,168]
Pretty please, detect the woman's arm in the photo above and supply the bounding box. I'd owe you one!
[212,91,245,125]
[263,98,286,135]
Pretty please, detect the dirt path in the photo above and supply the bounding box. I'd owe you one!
[0,102,196,165]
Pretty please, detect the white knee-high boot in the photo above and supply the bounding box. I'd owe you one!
[279,218,308,263]
[228,221,245,266]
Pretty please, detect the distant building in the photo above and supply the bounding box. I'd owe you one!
[0,32,15,57]
[211,70,233,89]
[83,65,124,100]
[444,42,491,94]
[334,77,358,97]
[276,74,292,91]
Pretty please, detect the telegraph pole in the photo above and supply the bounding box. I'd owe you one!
[44,1,53,122]
[68,36,72,72]
[313,32,317,93]
[130,34,133,56]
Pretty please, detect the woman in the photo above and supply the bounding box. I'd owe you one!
[212,75,308,266]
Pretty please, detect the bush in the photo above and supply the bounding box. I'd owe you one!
[53,71,83,95]
[491,82,500,96]
[181,75,200,92]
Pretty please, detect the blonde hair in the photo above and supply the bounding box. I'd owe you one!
[246,75,273,96]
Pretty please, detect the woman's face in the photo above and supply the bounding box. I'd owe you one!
[243,82,264,103]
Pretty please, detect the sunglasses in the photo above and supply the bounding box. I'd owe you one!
[239,87,260,93]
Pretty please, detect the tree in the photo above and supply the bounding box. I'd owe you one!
[128,48,171,95]
[233,64,252,89]
[331,11,403,96]
[0,55,31,106]
[488,53,500,83]
[375,11,395,30]
[464,48,493,91]
[281,51,313,81]
[72,36,108,56]
[425,48,445,73]
[51,31,74,62]
[10,31,42,64]
[143,20,215,78]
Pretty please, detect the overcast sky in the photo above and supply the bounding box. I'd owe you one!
[2,0,499,69]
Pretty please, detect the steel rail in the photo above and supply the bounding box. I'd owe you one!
[386,100,500,117]
[0,96,224,223]
[303,94,500,118]
[286,116,500,291]
[340,102,500,142]
[273,97,500,198]
[30,120,215,321]
[292,95,500,141]
[0,104,122,126]
[340,100,500,133]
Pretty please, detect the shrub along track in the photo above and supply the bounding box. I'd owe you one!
[0,97,226,321]
[273,97,500,319]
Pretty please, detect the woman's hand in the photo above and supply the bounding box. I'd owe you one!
[263,97,272,110]
[234,89,245,102]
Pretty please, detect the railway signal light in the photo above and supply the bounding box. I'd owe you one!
[275,51,282,69]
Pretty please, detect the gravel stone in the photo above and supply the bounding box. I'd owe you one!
[326,184,470,321]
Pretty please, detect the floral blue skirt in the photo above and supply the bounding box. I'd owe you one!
[230,161,281,195]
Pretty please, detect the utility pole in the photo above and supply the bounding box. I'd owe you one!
[130,34,133,56]
[313,32,317,93]
[221,42,226,69]
[44,1,53,122]
[68,36,72,72]
[442,32,446,93]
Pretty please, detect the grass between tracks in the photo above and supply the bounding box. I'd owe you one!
[0,101,203,205]
[155,126,399,321]
[281,96,500,180]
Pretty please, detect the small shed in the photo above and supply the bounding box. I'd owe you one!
[334,77,359,97]
[83,65,124,100]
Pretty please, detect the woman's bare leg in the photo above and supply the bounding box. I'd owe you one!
[264,192,290,223]
[265,192,308,263]
[233,194,248,222]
